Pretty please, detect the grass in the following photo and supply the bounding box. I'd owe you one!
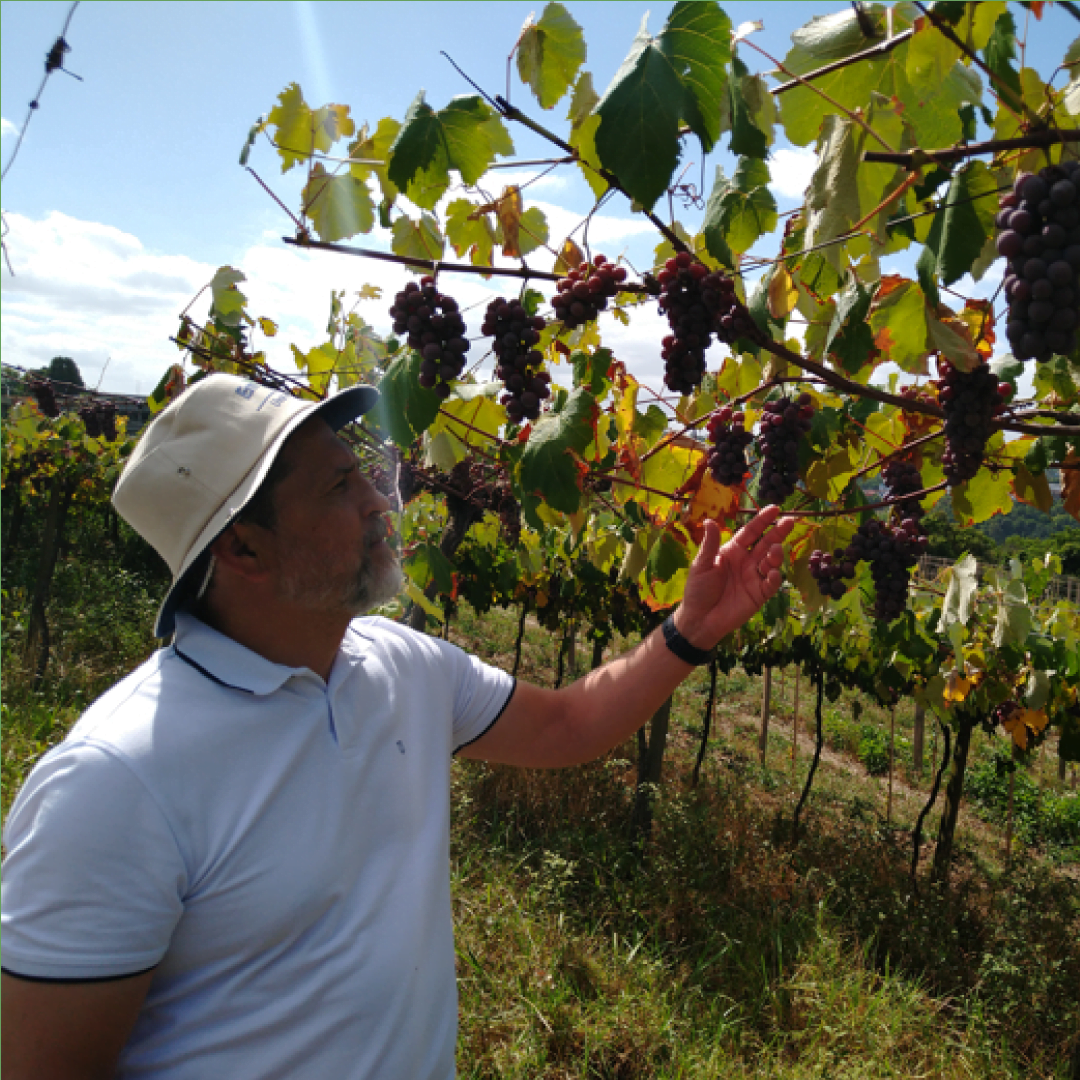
[3,584,1078,1077]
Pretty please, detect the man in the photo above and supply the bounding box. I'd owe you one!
[2,374,792,1079]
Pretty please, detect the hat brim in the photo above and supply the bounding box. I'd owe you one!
[153,384,379,638]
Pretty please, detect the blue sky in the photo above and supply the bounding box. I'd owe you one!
[1,1,1076,396]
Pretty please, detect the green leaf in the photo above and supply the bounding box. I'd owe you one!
[566,72,608,199]
[941,553,978,628]
[729,56,771,158]
[657,1,732,153]
[519,388,597,514]
[825,276,875,373]
[915,162,998,290]
[516,2,586,110]
[633,403,668,446]
[648,529,690,583]
[802,115,860,274]
[301,164,375,242]
[349,117,402,204]
[982,9,1022,101]
[868,278,930,375]
[515,206,549,256]
[572,348,612,396]
[368,352,441,449]
[210,266,247,327]
[445,198,495,267]
[391,213,445,264]
[952,435,1014,524]
[702,157,777,257]
[594,15,686,211]
[388,94,513,210]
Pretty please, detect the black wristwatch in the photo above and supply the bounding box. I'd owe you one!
[661,615,713,666]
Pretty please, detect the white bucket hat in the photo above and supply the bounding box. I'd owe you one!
[112,373,379,638]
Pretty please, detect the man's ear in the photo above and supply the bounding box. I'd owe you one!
[208,521,276,583]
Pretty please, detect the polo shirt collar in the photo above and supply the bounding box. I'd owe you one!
[171,612,318,696]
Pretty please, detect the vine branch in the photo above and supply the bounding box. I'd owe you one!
[863,129,1080,167]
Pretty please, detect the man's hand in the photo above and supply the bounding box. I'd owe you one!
[674,505,795,650]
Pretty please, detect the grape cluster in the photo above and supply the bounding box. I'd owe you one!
[550,255,626,329]
[389,277,470,399]
[371,459,422,508]
[934,361,1011,486]
[482,297,551,424]
[28,377,61,418]
[997,161,1080,362]
[656,252,755,394]
[706,406,754,486]
[849,517,927,622]
[812,516,927,620]
[756,394,814,503]
[78,400,118,441]
[881,455,926,525]
[809,547,856,601]
[993,700,1021,729]
[495,489,521,546]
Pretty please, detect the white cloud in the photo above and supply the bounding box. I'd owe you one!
[769,145,817,200]
[0,209,677,404]
[1,117,19,139]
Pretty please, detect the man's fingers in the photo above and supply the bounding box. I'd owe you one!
[694,519,721,568]
[737,506,794,553]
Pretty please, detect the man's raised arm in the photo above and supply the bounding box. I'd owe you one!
[459,506,793,769]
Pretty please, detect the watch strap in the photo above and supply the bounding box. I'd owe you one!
[661,615,713,666]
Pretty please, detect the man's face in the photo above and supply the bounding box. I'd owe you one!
[264,418,401,617]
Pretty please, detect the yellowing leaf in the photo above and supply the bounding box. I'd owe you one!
[767,263,798,320]
[257,317,278,338]
[554,237,585,275]
[944,671,972,703]
[682,471,740,544]
[497,186,524,257]
[268,84,355,172]
[210,266,247,327]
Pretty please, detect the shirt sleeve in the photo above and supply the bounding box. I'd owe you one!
[438,640,516,754]
[1,742,187,981]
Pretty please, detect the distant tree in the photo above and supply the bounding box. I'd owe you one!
[923,507,1000,563]
[36,357,85,389]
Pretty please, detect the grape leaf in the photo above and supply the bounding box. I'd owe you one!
[657,1,732,153]
[825,276,875,373]
[1012,463,1053,513]
[391,214,445,264]
[869,277,930,374]
[952,435,1014,524]
[982,8,1022,100]
[388,94,513,210]
[368,352,441,449]
[517,2,587,110]
[729,56,771,158]
[648,528,691,583]
[348,117,402,204]
[428,388,506,454]
[566,72,608,199]
[594,16,686,211]
[915,162,998,289]
[267,84,355,172]
[445,198,496,267]
[941,553,978,628]
[702,157,777,257]
[994,578,1032,649]
[519,388,597,514]
[210,266,247,327]
[301,164,375,242]
[515,206,549,257]
[803,116,860,274]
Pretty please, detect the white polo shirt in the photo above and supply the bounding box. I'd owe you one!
[1,613,515,1079]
